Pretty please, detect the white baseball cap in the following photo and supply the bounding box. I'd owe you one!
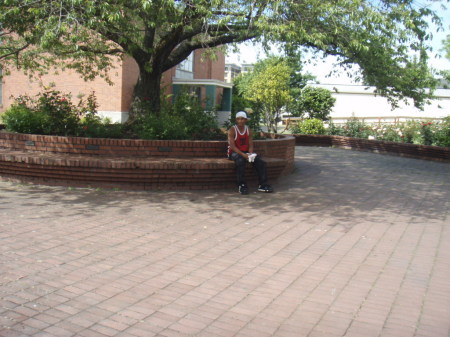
[235,111,248,119]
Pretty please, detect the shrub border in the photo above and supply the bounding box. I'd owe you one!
[294,134,450,162]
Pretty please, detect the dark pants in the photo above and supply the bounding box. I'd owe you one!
[229,152,268,186]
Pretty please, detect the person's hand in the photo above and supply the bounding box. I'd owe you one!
[248,153,257,162]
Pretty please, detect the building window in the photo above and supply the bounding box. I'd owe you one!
[176,52,194,79]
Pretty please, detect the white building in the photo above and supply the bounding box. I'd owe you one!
[311,84,450,124]
[224,63,256,84]
[241,63,255,74]
[224,63,242,83]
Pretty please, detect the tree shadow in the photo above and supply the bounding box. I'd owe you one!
[1,147,448,228]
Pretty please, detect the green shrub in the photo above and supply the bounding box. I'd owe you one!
[1,103,47,134]
[131,91,224,140]
[342,118,374,139]
[371,124,403,142]
[420,122,434,146]
[326,119,345,136]
[2,88,101,136]
[400,120,422,144]
[326,117,450,147]
[78,116,124,139]
[432,117,450,147]
[291,86,336,121]
[36,90,80,136]
[133,113,188,140]
[171,92,221,140]
[292,118,326,135]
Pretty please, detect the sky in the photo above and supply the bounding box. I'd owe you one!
[225,2,450,85]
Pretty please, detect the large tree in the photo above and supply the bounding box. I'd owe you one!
[0,0,443,114]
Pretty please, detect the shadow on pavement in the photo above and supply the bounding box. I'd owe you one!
[1,147,449,227]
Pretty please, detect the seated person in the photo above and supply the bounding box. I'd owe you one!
[227,111,273,195]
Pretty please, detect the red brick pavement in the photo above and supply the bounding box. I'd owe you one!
[0,147,449,337]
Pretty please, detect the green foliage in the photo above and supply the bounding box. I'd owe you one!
[401,120,424,144]
[171,92,220,140]
[230,77,263,134]
[1,103,47,134]
[0,0,444,113]
[326,119,345,137]
[35,90,80,135]
[291,87,336,120]
[291,118,326,135]
[443,34,450,61]
[131,92,223,140]
[324,117,450,147]
[370,125,403,143]
[326,118,375,139]
[237,56,293,133]
[2,89,224,140]
[420,122,434,146]
[79,117,124,138]
[1,88,124,138]
[235,56,332,134]
[133,113,188,140]
[341,118,375,139]
[433,116,450,147]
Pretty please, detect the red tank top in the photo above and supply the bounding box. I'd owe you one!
[227,125,249,157]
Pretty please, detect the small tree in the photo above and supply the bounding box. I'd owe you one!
[232,73,263,133]
[240,57,293,133]
[293,87,336,121]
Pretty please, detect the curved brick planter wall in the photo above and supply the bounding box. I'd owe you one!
[295,134,450,162]
[0,132,295,190]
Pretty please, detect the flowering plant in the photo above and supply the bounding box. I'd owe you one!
[1,86,123,137]
[322,117,449,147]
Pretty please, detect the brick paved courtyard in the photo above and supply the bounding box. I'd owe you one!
[0,147,449,337]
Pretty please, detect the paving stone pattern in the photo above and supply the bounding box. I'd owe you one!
[0,147,449,337]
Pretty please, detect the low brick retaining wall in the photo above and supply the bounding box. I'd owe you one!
[0,132,295,190]
[295,134,450,162]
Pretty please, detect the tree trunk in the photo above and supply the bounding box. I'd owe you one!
[264,111,278,134]
[130,67,163,118]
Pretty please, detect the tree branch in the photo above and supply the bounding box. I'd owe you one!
[0,43,31,61]
[163,31,257,71]
[54,45,123,55]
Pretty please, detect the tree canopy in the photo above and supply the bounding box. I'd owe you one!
[291,86,336,121]
[0,0,444,113]
[441,34,450,85]
[443,34,450,60]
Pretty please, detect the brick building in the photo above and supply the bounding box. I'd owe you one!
[0,49,232,124]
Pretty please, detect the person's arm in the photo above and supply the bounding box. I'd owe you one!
[228,127,249,159]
